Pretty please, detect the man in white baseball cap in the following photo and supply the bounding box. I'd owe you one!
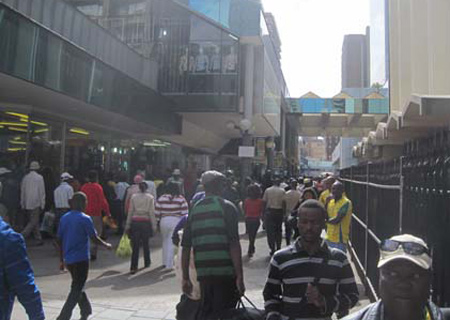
[344,234,444,320]
[54,172,75,237]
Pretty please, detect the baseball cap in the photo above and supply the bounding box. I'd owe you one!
[173,169,181,175]
[0,168,11,175]
[60,172,74,181]
[378,234,432,270]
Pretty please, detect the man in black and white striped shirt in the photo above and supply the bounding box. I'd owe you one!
[263,200,359,320]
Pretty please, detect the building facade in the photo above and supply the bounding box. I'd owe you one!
[354,0,450,161]
[341,32,370,89]
[0,0,293,182]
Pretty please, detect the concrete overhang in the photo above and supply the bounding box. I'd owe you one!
[355,95,450,159]
[293,113,386,138]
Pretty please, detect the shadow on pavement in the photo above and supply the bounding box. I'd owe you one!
[86,265,176,291]
[242,255,271,269]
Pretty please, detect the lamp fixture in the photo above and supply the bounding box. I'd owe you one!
[20,119,48,126]
[34,128,49,134]
[8,127,27,132]
[70,128,90,135]
[8,147,26,152]
[0,122,28,127]
[9,140,27,145]
[5,112,28,119]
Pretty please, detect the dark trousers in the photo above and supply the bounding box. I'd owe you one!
[116,200,124,234]
[54,208,69,235]
[57,260,92,320]
[266,209,284,253]
[284,217,293,246]
[130,221,151,270]
[245,218,260,254]
[199,278,238,320]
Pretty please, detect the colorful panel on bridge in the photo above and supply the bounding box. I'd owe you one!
[288,97,389,114]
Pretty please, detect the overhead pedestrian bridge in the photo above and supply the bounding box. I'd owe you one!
[287,91,389,137]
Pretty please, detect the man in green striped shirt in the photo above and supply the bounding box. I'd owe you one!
[181,171,245,319]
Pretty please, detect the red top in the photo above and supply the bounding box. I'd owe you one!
[244,199,264,218]
[80,182,110,217]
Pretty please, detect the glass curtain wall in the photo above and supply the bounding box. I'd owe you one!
[0,3,179,133]
[155,1,239,111]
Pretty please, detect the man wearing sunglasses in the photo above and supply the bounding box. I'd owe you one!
[343,234,444,320]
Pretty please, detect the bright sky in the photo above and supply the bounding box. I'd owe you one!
[262,0,370,98]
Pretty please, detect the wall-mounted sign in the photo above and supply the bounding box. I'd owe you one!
[238,146,255,158]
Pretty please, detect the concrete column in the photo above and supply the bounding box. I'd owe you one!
[241,45,255,184]
[281,111,286,156]
[60,122,67,174]
[243,44,254,121]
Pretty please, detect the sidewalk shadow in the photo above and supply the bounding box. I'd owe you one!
[242,255,271,269]
[85,266,176,291]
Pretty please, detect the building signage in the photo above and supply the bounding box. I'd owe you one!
[238,146,255,158]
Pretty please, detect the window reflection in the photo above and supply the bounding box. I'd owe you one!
[155,2,239,110]
[0,4,179,133]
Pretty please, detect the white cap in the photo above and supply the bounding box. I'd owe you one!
[29,161,40,170]
[173,169,181,175]
[60,172,74,181]
[378,234,432,270]
[0,168,11,175]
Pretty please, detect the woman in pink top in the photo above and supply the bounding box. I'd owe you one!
[243,184,264,257]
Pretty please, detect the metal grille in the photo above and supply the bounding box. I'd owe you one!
[341,141,450,306]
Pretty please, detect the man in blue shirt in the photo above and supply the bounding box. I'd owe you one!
[57,192,112,320]
[0,216,45,320]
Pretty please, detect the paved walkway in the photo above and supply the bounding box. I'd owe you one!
[12,224,370,320]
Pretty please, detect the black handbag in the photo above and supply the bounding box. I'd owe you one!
[176,294,201,320]
[220,295,265,320]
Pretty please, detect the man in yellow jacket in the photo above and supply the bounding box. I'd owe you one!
[326,181,352,253]
[319,176,336,207]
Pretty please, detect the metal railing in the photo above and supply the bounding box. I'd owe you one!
[342,149,450,306]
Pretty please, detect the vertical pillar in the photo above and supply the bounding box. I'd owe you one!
[24,114,31,167]
[364,162,370,270]
[60,122,67,174]
[241,44,255,184]
[105,140,112,173]
[399,156,404,233]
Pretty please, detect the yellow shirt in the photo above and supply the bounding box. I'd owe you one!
[319,189,330,206]
[326,196,352,244]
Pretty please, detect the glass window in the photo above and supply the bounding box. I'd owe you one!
[89,61,114,109]
[0,111,29,170]
[0,7,35,80]
[60,43,92,101]
[35,29,63,90]
[28,115,63,178]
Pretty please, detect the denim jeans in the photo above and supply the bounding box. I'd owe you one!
[57,260,92,320]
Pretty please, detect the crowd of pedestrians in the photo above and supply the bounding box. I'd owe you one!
[0,162,448,320]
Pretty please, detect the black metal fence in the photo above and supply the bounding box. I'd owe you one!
[341,132,450,306]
